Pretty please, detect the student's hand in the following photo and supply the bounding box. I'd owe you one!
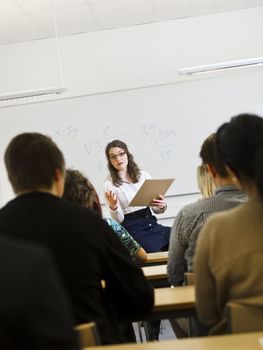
[105,191,118,210]
[151,195,167,210]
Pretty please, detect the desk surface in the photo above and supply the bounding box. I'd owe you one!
[139,285,196,321]
[153,285,195,312]
[142,264,167,280]
[145,251,168,264]
[85,332,263,350]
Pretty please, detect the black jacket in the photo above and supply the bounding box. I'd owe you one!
[0,234,78,350]
[0,192,154,344]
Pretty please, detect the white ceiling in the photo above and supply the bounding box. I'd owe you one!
[1,0,263,45]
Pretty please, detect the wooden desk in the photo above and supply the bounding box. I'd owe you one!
[129,285,195,322]
[85,332,263,350]
[145,285,196,321]
[144,251,168,265]
[142,264,169,287]
[142,264,167,281]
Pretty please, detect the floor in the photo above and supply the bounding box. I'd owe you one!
[133,319,176,342]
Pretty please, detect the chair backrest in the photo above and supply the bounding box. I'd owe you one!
[227,302,263,334]
[184,272,195,285]
[75,322,101,347]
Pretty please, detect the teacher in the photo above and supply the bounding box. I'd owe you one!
[104,139,171,253]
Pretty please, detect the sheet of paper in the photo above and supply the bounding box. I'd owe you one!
[129,178,175,206]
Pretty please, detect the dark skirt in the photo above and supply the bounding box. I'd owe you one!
[122,207,171,253]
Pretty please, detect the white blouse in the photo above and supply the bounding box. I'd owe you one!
[104,170,165,223]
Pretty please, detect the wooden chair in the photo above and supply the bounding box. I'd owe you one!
[184,272,195,285]
[75,322,101,347]
[227,302,263,334]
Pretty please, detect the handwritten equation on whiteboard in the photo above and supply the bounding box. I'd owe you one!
[139,124,176,161]
[53,124,176,173]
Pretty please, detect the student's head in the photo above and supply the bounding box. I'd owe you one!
[199,133,228,178]
[63,169,102,215]
[216,113,263,189]
[105,140,140,186]
[4,132,65,195]
[197,164,215,198]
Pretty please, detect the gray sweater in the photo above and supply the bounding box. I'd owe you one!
[167,185,247,286]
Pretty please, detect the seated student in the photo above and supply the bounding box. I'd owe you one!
[167,133,247,287]
[195,113,263,335]
[0,132,154,345]
[0,234,78,350]
[63,169,147,263]
[168,164,214,339]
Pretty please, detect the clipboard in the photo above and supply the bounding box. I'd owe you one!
[129,178,175,206]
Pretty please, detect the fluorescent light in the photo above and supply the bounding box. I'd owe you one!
[0,86,68,102]
[178,57,263,76]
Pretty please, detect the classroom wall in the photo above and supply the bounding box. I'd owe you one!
[0,6,263,221]
[1,6,263,98]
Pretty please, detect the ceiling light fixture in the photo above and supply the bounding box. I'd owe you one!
[0,0,67,103]
[178,57,263,75]
[0,87,67,102]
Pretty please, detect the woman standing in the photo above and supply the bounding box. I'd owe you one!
[104,139,170,253]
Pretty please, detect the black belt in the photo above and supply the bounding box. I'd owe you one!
[124,207,152,220]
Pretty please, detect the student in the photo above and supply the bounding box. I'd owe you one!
[195,113,263,335]
[0,234,78,350]
[167,133,247,287]
[63,169,147,263]
[104,139,170,253]
[0,132,154,345]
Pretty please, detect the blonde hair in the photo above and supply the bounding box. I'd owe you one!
[197,164,215,198]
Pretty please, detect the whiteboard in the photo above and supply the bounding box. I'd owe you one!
[0,69,263,205]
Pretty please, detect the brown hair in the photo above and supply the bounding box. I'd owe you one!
[199,133,228,177]
[63,169,102,215]
[105,140,141,186]
[4,132,65,194]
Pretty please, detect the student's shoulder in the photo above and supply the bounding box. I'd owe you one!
[201,201,247,237]
[178,197,211,217]
[0,234,51,266]
[59,198,108,232]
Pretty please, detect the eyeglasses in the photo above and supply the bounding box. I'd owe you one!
[109,151,126,161]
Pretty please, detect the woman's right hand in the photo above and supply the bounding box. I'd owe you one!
[105,191,118,210]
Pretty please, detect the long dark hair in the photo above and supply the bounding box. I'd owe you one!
[105,140,141,186]
[216,113,263,184]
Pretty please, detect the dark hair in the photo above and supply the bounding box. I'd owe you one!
[199,133,228,177]
[216,114,263,182]
[255,145,263,200]
[105,140,141,186]
[63,169,102,215]
[4,132,65,193]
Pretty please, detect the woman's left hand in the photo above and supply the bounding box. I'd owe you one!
[150,195,167,210]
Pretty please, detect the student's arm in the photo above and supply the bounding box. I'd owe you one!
[28,248,79,350]
[135,247,148,263]
[194,219,219,330]
[167,211,188,286]
[106,218,147,263]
